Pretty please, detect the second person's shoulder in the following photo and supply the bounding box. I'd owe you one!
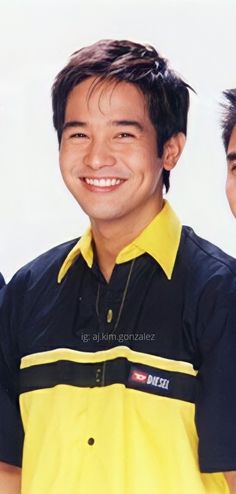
[179,226,236,281]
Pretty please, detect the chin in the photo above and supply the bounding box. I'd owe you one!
[80,207,120,222]
[90,214,121,223]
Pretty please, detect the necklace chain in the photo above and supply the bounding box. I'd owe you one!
[96,258,135,333]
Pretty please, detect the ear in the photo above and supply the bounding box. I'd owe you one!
[162,132,186,171]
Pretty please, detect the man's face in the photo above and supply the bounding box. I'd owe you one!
[59,77,167,227]
[226,124,236,217]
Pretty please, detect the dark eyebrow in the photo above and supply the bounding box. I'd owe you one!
[63,121,87,131]
[227,152,236,161]
[62,119,144,132]
[111,120,144,131]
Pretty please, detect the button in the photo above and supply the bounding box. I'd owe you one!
[96,367,102,383]
[88,437,95,445]
[106,309,113,323]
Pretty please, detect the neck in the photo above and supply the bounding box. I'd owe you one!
[91,199,164,281]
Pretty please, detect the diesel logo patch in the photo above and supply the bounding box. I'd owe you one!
[130,369,148,383]
[129,366,170,390]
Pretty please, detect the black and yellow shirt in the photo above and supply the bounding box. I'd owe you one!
[1,201,236,493]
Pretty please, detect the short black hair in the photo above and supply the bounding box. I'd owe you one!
[52,39,192,192]
[221,89,236,151]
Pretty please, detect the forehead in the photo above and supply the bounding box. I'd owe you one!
[65,77,148,119]
[228,124,236,153]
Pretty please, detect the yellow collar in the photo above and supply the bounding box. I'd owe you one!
[57,201,182,283]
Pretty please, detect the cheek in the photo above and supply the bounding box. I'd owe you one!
[59,146,78,172]
[59,157,67,181]
[59,152,74,184]
[59,143,67,168]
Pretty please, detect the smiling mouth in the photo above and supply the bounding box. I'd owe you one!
[82,177,125,187]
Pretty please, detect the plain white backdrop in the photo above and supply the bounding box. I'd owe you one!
[0,0,236,281]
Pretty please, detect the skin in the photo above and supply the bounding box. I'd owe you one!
[60,77,185,280]
[226,124,236,217]
[0,462,21,494]
[224,473,236,494]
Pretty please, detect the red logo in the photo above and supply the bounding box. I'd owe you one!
[130,369,148,383]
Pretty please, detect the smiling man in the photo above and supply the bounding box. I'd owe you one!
[222,89,236,217]
[1,40,236,494]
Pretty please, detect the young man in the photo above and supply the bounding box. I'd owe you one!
[1,40,236,494]
[222,89,236,217]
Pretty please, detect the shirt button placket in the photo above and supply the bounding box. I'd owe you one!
[95,367,102,384]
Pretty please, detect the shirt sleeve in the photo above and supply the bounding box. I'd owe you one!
[195,272,236,473]
[0,283,24,467]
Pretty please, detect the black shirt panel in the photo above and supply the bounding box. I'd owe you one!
[15,251,192,360]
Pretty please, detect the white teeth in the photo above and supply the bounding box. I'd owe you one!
[84,178,121,187]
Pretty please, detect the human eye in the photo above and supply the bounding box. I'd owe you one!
[228,159,236,174]
[117,132,135,139]
[231,165,236,175]
[70,132,88,139]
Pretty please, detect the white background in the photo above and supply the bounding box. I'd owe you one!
[0,0,236,281]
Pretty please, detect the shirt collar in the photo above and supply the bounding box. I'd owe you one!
[57,200,182,283]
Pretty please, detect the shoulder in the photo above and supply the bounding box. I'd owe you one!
[177,227,236,343]
[0,239,81,345]
[180,226,236,280]
[6,238,79,293]
[0,239,80,327]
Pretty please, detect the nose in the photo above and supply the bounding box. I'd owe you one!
[83,139,116,170]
